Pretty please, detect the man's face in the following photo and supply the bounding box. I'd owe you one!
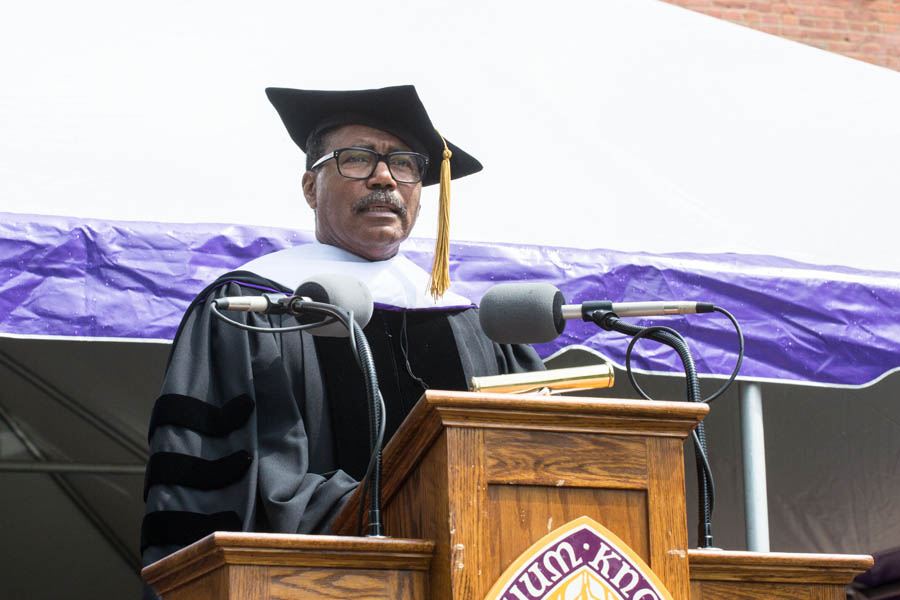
[302,124,423,261]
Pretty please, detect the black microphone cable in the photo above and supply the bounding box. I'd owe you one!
[351,316,386,537]
[593,312,714,547]
[211,295,387,537]
[587,306,744,549]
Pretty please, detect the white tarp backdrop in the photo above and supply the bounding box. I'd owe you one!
[2,0,899,271]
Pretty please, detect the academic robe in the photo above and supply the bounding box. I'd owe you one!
[141,266,544,570]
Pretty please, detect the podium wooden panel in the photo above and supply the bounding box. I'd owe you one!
[331,390,710,599]
[143,390,872,599]
[141,532,434,599]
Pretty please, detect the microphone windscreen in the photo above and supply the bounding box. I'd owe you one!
[479,282,566,344]
[295,274,374,337]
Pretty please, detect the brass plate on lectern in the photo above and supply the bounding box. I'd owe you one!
[484,516,674,600]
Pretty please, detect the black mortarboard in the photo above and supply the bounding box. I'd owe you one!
[265,85,482,298]
[265,85,482,187]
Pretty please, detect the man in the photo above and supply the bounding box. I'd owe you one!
[141,86,543,574]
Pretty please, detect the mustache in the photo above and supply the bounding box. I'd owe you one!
[352,190,407,217]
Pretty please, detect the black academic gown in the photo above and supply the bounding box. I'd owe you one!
[141,271,543,571]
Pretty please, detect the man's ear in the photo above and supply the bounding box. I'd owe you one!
[301,171,317,209]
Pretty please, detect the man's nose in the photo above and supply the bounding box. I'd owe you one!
[367,158,397,189]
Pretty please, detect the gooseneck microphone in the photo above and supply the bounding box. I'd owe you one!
[214,273,374,337]
[478,280,744,551]
[478,282,715,344]
[212,272,385,536]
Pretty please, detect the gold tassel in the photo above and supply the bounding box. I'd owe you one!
[428,132,452,300]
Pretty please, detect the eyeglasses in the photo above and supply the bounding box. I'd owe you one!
[310,147,429,184]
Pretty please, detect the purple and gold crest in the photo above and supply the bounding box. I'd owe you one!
[485,516,674,600]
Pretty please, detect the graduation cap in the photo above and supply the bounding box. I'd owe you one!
[265,85,483,299]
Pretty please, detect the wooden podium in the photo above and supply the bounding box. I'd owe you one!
[143,390,871,599]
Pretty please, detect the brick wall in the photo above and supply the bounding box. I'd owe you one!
[661,0,900,71]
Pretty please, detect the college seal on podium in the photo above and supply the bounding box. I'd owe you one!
[484,516,674,600]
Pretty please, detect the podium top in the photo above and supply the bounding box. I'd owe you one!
[689,548,874,585]
[404,389,708,437]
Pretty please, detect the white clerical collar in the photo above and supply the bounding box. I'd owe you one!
[238,242,473,310]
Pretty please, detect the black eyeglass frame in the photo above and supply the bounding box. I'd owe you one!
[310,146,430,184]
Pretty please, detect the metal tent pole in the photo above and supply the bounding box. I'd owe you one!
[740,382,770,552]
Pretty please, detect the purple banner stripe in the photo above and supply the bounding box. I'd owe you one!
[2,212,898,387]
